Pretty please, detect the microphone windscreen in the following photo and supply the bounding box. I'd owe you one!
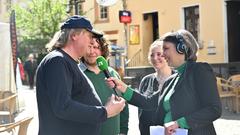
[96,56,108,71]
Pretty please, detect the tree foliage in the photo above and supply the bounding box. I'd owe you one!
[13,0,68,61]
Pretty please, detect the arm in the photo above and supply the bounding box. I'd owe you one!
[106,77,159,110]
[184,63,222,130]
[109,67,129,134]
[44,58,125,124]
[24,61,29,72]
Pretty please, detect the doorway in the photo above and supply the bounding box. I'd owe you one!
[142,12,159,65]
[227,1,240,62]
[143,12,159,41]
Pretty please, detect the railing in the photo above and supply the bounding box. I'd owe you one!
[211,62,240,78]
[125,48,142,67]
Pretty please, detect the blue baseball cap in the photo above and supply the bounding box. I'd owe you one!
[61,15,103,38]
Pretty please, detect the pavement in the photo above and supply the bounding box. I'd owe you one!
[9,85,240,135]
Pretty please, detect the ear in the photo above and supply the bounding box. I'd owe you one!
[70,33,78,41]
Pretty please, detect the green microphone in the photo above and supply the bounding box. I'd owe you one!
[96,56,119,97]
[96,56,110,77]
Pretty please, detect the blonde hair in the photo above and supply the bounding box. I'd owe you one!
[46,28,87,52]
[147,39,163,65]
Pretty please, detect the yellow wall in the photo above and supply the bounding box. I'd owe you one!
[127,0,226,65]
[0,0,10,22]
[0,0,28,23]
[83,0,227,66]
[83,0,126,48]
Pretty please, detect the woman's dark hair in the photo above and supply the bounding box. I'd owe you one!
[162,29,199,61]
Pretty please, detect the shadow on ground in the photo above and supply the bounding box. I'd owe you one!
[220,107,240,120]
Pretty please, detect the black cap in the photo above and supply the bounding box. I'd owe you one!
[61,15,103,38]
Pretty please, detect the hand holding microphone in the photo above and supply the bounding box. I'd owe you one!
[96,56,121,97]
[105,77,127,93]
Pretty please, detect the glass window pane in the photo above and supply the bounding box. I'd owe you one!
[184,6,199,41]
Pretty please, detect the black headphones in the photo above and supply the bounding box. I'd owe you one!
[176,33,188,55]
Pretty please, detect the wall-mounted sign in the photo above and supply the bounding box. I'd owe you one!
[207,40,216,55]
[119,10,131,23]
[129,25,140,45]
[96,0,118,7]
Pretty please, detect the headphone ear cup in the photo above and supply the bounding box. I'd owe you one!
[176,42,185,54]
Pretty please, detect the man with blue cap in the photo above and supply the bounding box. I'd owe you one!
[36,15,126,135]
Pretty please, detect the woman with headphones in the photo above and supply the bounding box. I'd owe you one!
[106,29,222,135]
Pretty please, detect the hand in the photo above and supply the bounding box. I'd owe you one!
[105,94,125,118]
[164,121,179,135]
[105,77,128,93]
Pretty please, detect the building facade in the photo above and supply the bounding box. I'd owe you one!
[0,0,28,22]
[0,0,11,22]
[83,0,240,67]
[81,0,126,47]
[127,0,240,66]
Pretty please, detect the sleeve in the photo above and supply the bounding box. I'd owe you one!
[185,63,222,130]
[44,58,107,124]
[123,87,159,111]
[120,103,129,134]
[177,117,190,129]
[24,61,29,71]
[109,67,129,134]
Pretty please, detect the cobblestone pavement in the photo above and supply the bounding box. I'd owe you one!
[13,86,240,135]
[128,105,240,135]
[214,109,240,135]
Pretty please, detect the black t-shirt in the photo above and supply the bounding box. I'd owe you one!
[36,49,107,135]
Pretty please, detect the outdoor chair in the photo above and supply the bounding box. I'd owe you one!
[227,74,240,113]
[0,93,17,123]
[0,116,33,135]
[216,77,237,112]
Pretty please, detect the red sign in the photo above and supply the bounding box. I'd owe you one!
[119,10,131,23]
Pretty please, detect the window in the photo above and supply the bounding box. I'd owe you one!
[94,2,109,23]
[184,6,199,41]
[99,6,108,20]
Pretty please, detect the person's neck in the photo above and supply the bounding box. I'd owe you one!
[156,66,172,79]
[174,60,186,69]
[62,45,80,62]
[85,62,100,74]
[175,60,186,69]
